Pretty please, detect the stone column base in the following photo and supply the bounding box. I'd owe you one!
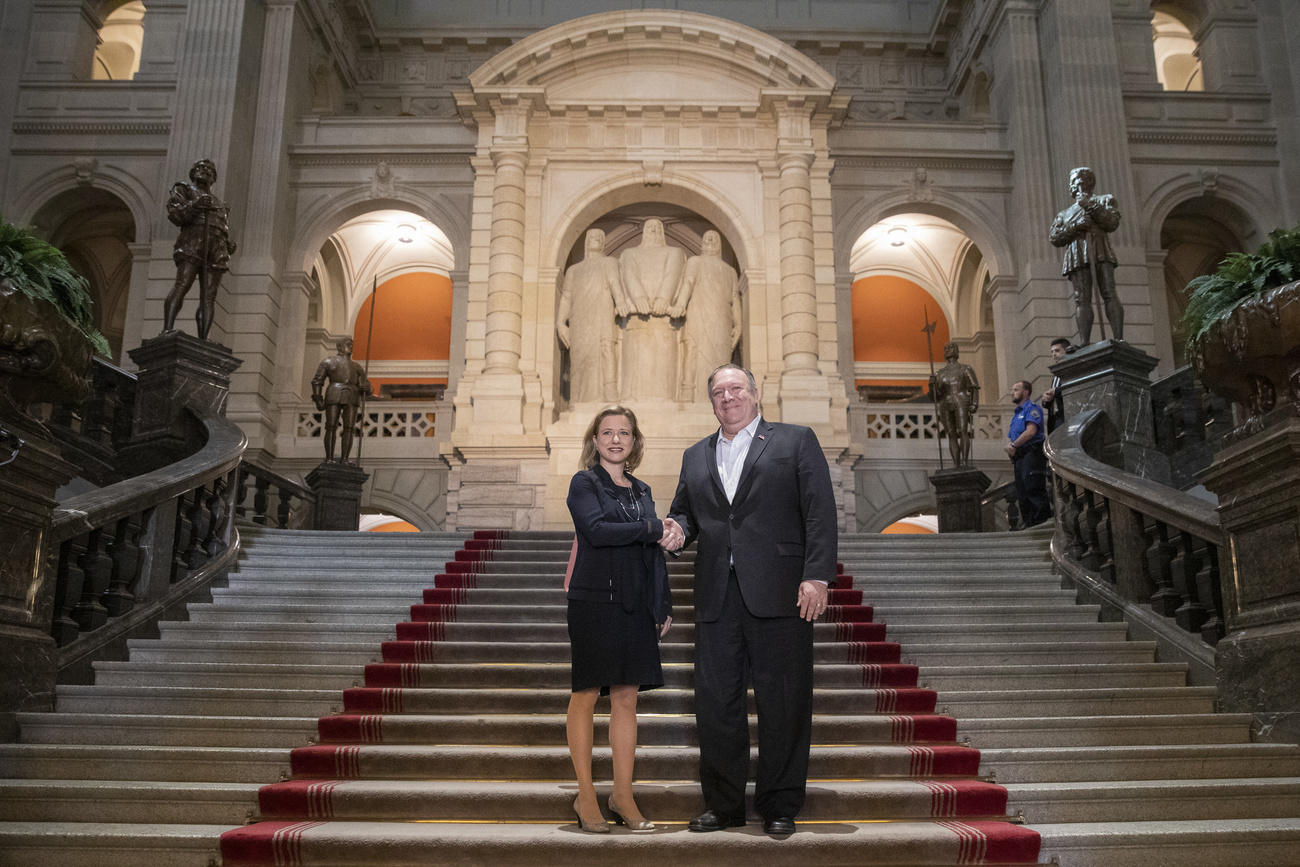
[1053,339,1170,483]
[930,466,991,533]
[1203,414,1300,743]
[127,331,243,453]
[306,461,369,531]
[0,420,77,738]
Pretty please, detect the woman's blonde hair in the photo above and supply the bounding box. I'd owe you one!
[579,405,645,472]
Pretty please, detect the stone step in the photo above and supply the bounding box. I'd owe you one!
[0,780,259,824]
[0,818,1046,867]
[0,743,985,784]
[979,743,1300,783]
[0,744,292,784]
[0,822,225,867]
[1032,818,1300,867]
[16,711,956,749]
[55,685,340,718]
[118,636,1151,670]
[15,713,320,748]
[936,687,1216,719]
[88,660,1182,693]
[957,714,1253,748]
[1007,778,1300,823]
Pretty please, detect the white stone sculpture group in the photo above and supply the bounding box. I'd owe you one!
[556,218,741,404]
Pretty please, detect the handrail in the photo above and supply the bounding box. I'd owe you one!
[236,460,314,529]
[45,409,247,651]
[1046,408,1226,669]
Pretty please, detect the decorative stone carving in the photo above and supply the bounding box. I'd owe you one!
[371,160,396,197]
[1050,166,1124,345]
[673,230,740,401]
[556,229,625,404]
[618,218,685,401]
[163,159,237,341]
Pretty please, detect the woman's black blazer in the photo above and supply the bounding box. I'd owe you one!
[566,465,672,625]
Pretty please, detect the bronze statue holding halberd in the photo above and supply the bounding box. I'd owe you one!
[929,341,981,468]
[311,337,371,464]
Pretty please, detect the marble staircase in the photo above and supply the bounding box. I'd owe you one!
[0,527,1297,865]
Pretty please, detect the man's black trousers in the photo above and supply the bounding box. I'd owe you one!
[693,568,814,820]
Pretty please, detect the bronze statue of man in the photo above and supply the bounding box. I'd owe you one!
[929,341,981,467]
[311,337,371,463]
[1050,166,1123,345]
[164,159,237,340]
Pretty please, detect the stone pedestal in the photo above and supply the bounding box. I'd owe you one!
[930,466,991,533]
[306,461,369,531]
[1202,414,1300,743]
[0,419,78,739]
[1053,339,1170,483]
[128,332,243,452]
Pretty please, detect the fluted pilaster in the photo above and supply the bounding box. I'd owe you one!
[484,148,527,374]
[242,0,298,265]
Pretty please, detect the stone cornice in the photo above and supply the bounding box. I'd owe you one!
[832,153,1014,171]
[289,150,473,167]
[11,121,170,136]
[1127,130,1278,147]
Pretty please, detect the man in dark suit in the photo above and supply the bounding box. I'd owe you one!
[1041,337,1071,433]
[667,363,838,836]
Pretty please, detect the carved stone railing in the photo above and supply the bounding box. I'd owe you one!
[235,461,314,529]
[47,410,247,679]
[277,399,444,460]
[33,357,138,486]
[1046,408,1224,683]
[859,404,1007,442]
[1149,365,1233,490]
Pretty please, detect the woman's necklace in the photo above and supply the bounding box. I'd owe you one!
[617,485,642,521]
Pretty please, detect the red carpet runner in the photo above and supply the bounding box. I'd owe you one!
[221,532,1040,865]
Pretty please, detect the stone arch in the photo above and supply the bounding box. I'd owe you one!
[11,164,155,243]
[543,172,759,278]
[1141,172,1272,249]
[835,191,1014,284]
[366,468,449,532]
[27,185,138,360]
[470,10,836,93]
[855,471,936,534]
[289,187,469,280]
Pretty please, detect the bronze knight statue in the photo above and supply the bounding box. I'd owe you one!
[929,341,981,468]
[311,337,371,464]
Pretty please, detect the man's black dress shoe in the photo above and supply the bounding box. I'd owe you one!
[688,810,746,832]
[762,816,796,836]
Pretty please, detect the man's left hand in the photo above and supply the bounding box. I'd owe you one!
[797,580,829,622]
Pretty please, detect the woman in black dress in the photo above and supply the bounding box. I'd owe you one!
[566,405,682,833]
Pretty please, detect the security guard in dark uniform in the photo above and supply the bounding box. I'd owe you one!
[1006,379,1051,527]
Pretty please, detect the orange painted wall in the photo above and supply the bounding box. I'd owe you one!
[352,272,453,360]
[851,276,950,363]
[881,520,936,535]
[368,520,420,533]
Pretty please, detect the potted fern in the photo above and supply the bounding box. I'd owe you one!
[0,218,109,419]
[1184,225,1300,437]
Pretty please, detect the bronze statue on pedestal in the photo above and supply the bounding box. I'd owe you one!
[929,342,980,468]
[163,159,237,340]
[1050,166,1123,345]
[311,337,371,464]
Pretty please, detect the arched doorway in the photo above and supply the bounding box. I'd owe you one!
[30,188,136,361]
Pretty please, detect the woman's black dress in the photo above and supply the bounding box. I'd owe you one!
[565,465,671,695]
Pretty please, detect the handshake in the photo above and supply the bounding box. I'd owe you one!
[659,517,686,552]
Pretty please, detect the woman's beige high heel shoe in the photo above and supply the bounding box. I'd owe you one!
[573,796,609,833]
[607,795,655,832]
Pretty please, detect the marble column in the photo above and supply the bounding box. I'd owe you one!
[777,150,819,377]
[484,148,527,377]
